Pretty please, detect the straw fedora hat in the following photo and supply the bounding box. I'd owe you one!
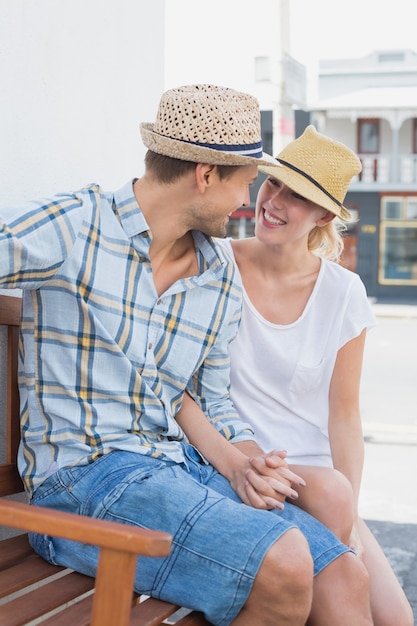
[259,125,362,221]
[140,84,277,168]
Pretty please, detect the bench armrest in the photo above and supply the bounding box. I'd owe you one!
[0,499,172,626]
[0,499,171,556]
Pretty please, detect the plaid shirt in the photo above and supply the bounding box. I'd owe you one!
[0,180,254,497]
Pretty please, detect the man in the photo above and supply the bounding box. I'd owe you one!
[0,84,372,625]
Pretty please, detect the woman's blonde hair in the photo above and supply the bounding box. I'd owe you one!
[308,218,350,263]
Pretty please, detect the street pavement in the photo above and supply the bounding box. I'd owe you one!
[360,300,417,623]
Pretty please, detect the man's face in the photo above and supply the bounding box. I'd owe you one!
[187,164,258,238]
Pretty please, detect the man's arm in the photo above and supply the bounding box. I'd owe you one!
[176,393,302,509]
[0,189,86,289]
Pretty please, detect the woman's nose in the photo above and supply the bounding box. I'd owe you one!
[269,185,285,206]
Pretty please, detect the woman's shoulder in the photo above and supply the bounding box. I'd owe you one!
[322,258,364,287]
[320,260,372,311]
[215,237,256,263]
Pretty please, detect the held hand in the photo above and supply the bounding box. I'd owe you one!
[225,452,294,511]
[244,452,302,509]
[263,450,307,488]
[226,456,284,510]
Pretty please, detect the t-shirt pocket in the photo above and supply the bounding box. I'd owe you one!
[289,359,326,395]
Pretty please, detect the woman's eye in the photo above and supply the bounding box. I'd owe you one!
[293,192,307,201]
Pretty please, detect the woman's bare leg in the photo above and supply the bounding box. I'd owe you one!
[357,517,413,626]
[290,465,354,544]
[307,551,373,625]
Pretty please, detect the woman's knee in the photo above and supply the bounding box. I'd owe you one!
[316,470,354,542]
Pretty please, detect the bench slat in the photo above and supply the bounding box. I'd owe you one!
[0,534,33,570]
[0,552,65,598]
[35,594,95,626]
[129,596,181,625]
[0,570,95,626]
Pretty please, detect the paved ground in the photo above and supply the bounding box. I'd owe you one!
[361,300,417,623]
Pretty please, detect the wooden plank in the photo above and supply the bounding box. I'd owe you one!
[0,553,65,598]
[0,534,33,570]
[37,595,94,626]
[0,295,21,327]
[0,500,172,556]
[0,465,23,498]
[129,597,180,625]
[174,611,211,625]
[0,570,94,626]
[7,324,21,469]
[91,548,137,626]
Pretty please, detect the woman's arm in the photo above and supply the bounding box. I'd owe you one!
[328,329,367,550]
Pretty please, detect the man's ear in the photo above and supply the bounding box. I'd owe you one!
[316,210,336,227]
[195,163,217,192]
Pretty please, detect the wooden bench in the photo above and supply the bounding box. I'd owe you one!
[0,293,210,626]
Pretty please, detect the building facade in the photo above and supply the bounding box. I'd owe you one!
[228,49,417,302]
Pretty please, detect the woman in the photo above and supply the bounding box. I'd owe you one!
[177,126,413,625]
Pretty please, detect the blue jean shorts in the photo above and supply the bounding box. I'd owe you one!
[29,447,349,626]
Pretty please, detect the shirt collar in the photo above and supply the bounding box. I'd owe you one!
[109,180,150,238]
[108,180,227,276]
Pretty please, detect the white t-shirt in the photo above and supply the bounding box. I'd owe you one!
[220,239,376,467]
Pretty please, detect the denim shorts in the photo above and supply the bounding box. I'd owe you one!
[29,447,350,626]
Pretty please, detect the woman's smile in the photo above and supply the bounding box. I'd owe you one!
[262,208,287,227]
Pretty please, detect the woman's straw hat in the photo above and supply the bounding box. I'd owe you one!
[140,84,277,168]
[259,125,362,221]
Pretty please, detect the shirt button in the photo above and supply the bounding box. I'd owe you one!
[148,342,153,350]
[157,299,162,305]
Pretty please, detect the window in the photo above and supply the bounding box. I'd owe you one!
[358,119,379,153]
[379,196,417,285]
[413,119,417,154]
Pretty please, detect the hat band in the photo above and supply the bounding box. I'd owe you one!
[155,132,264,159]
[277,158,344,208]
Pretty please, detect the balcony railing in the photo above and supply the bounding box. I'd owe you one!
[357,154,417,185]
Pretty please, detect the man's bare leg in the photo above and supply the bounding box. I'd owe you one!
[232,528,313,626]
[307,551,373,625]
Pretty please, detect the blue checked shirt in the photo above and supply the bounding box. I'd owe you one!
[0,180,255,497]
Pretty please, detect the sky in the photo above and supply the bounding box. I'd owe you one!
[289,0,416,64]
[165,0,417,102]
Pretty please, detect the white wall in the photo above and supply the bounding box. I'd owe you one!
[164,0,291,154]
[165,0,283,103]
[0,0,165,205]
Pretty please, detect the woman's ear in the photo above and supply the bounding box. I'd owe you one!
[316,210,336,227]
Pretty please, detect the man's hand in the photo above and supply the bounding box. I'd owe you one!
[244,450,305,509]
[229,443,306,511]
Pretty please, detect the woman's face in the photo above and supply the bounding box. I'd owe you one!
[255,177,332,244]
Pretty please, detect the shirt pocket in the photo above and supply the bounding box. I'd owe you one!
[289,359,326,395]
